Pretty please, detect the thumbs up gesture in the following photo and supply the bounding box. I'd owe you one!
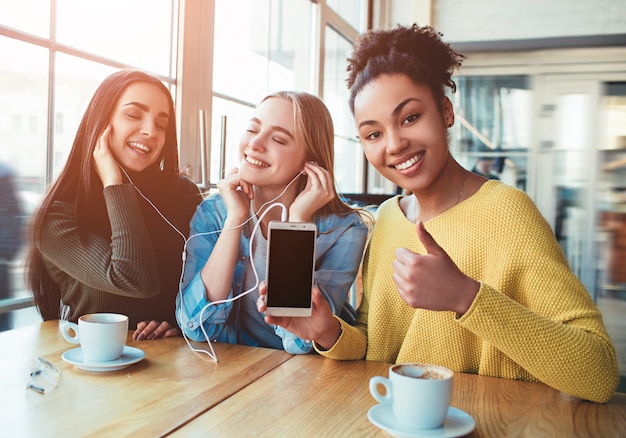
[392,221,479,315]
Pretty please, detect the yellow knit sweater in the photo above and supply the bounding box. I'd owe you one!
[320,181,618,403]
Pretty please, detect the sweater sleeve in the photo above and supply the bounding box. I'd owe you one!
[455,185,619,403]
[315,315,368,359]
[39,184,160,297]
[458,282,618,403]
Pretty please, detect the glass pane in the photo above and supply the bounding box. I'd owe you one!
[452,76,531,190]
[56,0,175,75]
[550,91,594,288]
[323,27,364,194]
[53,54,119,179]
[213,0,312,103]
[210,97,254,186]
[213,0,271,104]
[554,150,590,280]
[334,136,363,193]
[0,37,49,182]
[0,0,50,37]
[452,76,531,153]
[267,0,312,92]
[597,84,626,297]
[460,153,527,192]
[1,1,179,330]
[0,37,48,331]
[326,0,367,32]
[555,94,589,150]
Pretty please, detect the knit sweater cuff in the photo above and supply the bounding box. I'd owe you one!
[455,281,486,322]
[314,316,367,360]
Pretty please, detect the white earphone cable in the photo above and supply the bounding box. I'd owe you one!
[121,166,303,362]
[179,202,287,362]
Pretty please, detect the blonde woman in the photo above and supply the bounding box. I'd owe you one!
[177,91,369,354]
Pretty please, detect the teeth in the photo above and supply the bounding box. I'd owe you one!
[246,156,269,167]
[395,153,423,170]
[128,142,150,153]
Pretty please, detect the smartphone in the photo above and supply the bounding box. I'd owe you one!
[265,221,317,317]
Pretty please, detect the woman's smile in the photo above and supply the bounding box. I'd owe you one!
[391,151,425,171]
[244,154,270,168]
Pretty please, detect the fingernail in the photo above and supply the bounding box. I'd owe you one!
[137,333,145,340]
[147,333,156,340]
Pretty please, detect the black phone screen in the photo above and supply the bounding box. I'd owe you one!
[267,227,315,309]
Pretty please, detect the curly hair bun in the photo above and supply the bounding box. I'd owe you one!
[346,23,465,111]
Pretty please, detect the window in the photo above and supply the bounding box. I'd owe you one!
[598,83,626,295]
[450,75,532,191]
[326,0,368,33]
[0,0,373,331]
[320,0,380,194]
[323,27,365,193]
[204,0,370,191]
[0,36,49,201]
[0,0,178,330]
[0,0,50,37]
[56,0,175,76]
[209,0,314,186]
[55,113,63,134]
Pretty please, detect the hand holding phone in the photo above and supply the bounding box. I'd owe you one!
[258,282,342,350]
[265,221,316,317]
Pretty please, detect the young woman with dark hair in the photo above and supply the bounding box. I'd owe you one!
[27,69,202,340]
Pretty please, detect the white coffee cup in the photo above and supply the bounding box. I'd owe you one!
[369,363,453,429]
[60,313,129,362]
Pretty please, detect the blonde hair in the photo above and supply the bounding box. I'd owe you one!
[261,91,359,219]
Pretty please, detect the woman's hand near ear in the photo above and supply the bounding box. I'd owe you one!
[289,162,335,222]
[217,167,254,225]
[93,125,123,187]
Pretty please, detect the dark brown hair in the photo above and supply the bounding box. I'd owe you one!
[26,69,180,320]
[346,24,465,113]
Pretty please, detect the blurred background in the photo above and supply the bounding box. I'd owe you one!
[1,0,625,380]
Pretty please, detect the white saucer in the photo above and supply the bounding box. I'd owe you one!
[62,346,145,372]
[368,404,475,438]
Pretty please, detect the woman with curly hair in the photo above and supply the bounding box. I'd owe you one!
[259,24,618,403]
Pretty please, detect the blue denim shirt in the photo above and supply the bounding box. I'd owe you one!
[176,194,369,353]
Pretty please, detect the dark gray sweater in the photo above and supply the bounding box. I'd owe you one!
[39,179,202,327]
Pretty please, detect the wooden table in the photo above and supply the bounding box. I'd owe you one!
[171,354,626,437]
[0,321,291,436]
[1,321,625,437]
